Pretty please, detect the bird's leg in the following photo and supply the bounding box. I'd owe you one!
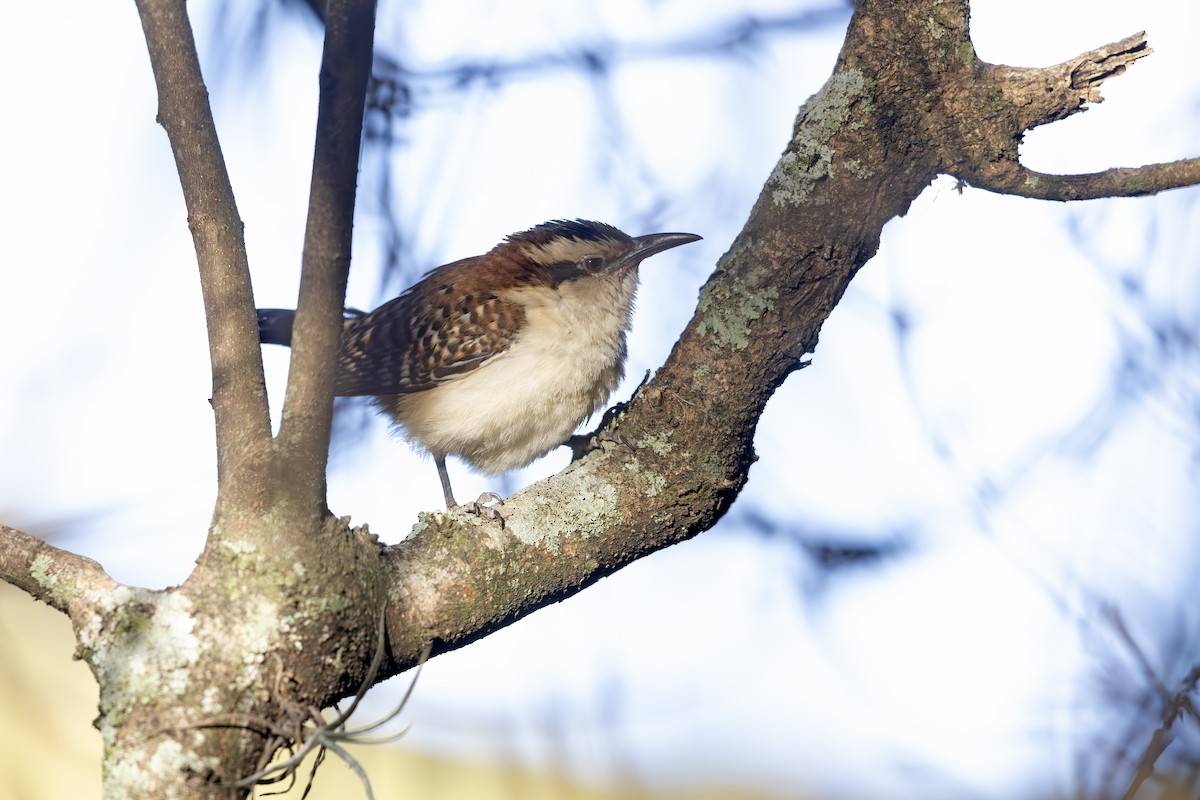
[435,454,504,525]
[435,454,458,509]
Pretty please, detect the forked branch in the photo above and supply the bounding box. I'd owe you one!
[953,32,1200,200]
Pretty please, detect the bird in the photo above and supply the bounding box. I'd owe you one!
[258,219,702,512]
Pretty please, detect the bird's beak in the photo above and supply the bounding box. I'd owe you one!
[619,231,703,270]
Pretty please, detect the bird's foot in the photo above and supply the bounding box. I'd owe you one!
[456,492,505,526]
[567,386,644,462]
[566,426,631,462]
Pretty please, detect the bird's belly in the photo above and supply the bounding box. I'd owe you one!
[384,331,625,474]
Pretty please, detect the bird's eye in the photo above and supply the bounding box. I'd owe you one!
[581,257,604,272]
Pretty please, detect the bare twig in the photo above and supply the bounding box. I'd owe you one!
[1090,605,1200,800]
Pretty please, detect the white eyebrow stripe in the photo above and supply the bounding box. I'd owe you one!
[520,235,624,267]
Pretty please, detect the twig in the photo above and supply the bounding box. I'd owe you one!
[961,158,1200,202]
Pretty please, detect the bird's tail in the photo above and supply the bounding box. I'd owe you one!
[257,308,296,346]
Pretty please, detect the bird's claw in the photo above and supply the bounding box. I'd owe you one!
[457,492,505,527]
[567,427,631,462]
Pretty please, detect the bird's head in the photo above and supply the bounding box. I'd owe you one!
[495,219,702,290]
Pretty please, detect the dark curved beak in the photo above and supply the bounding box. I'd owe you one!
[619,231,703,270]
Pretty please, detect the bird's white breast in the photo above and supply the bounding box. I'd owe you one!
[389,272,638,474]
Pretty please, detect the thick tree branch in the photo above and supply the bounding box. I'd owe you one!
[134,0,272,511]
[382,441,743,662]
[0,524,117,620]
[277,0,379,509]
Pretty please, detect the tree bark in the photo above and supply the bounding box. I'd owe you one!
[2,0,1198,796]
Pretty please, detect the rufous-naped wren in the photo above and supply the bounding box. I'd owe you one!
[258,219,701,510]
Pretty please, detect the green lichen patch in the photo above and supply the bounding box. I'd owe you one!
[697,279,780,351]
[86,589,200,744]
[506,470,622,553]
[769,68,873,206]
[636,432,675,456]
[30,552,80,609]
[624,458,668,498]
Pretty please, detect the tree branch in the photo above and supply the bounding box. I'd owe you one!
[134,0,272,511]
[978,32,1153,135]
[382,440,744,662]
[0,524,117,620]
[959,157,1200,200]
[947,31,1200,200]
[277,0,379,509]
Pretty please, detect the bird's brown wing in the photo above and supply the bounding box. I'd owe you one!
[333,265,525,397]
